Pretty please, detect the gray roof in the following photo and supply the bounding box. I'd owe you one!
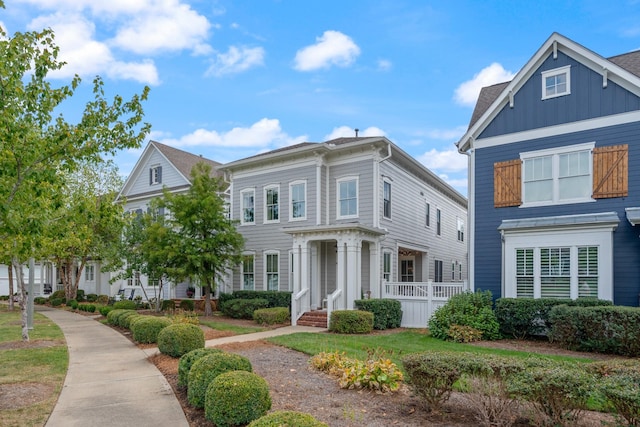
[498,212,619,231]
[152,140,222,179]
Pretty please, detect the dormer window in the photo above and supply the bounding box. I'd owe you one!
[150,165,162,185]
[541,65,571,100]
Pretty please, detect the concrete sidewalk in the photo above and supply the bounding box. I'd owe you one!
[39,306,326,426]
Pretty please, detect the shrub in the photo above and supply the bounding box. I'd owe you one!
[67,299,79,309]
[99,305,113,316]
[253,307,289,325]
[96,294,110,305]
[118,311,141,329]
[187,352,253,408]
[220,290,292,309]
[85,293,98,302]
[178,348,224,387]
[80,304,97,313]
[76,289,85,301]
[130,316,173,344]
[179,299,195,311]
[329,310,373,334]
[161,299,176,311]
[157,323,205,357]
[354,299,402,330]
[247,410,328,427]
[447,324,484,343]
[429,290,500,341]
[34,297,47,305]
[50,290,66,300]
[599,374,640,426]
[50,298,64,307]
[205,370,271,427]
[221,298,270,319]
[171,310,200,325]
[106,309,132,325]
[113,300,137,310]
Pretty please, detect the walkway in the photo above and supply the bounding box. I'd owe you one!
[38,306,325,427]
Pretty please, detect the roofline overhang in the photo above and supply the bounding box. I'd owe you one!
[282,223,387,237]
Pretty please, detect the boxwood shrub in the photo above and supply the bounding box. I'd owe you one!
[113,300,137,310]
[106,309,133,325]
[157,323,205,357]
[205,371,271,427]
[179,299,195,311]
[76,289,85,301]
[161,299,176,311]
[429,290,500,341]
[253,307,289,325]
[220,290,292,310]
[221,298,270,319]
[86,293,98,302]
[178,348,224,387]
[328,310,373,334]
[119,311,141,329]
[50,297,64,307]
[130,316,173,344]
[187,352,253,408]
[99,305,113,316]
[248,411,328,427]
[354,298,402,330]
[67,299,79,309]
[34,297,47,305]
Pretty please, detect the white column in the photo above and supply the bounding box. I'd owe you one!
[369,241,379,298]
[292,239,301,294]
[310,243,319,308]
[346,237,361,309]
[336,238,346,309]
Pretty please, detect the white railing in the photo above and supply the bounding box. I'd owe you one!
[326,288,343,327]
[291,287,309,326]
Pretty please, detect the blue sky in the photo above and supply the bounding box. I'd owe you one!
[3,0,640,195]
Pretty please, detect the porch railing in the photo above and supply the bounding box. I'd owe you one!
[291,287,309,326]
[326,288,343,327]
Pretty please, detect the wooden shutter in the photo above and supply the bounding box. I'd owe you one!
[592,145,628,199]
[494,159,522,207]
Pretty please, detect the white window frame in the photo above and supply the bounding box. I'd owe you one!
[337,176,359,219]
[241,253,255,290]
[457,218,464,242]
[264,251,279,291]
[240,188,255,225]
[85,265,95,282]
[150,165,161,185]
[434,259,443,282]
[289,180,307,221]
[383,179,392,220]
[382,251,392,282]
[264,184,280,223]
[520,142,595,207]
[503,227,613,301]
[541,65,571,100]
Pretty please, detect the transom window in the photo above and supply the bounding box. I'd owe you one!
[264,185,279,222]
[265,252,279,291]
[541,65,571,100]
[242,255,254,290]
[521,143,594,206]
[383,180,391,219]
[290,181,306,220]
[337,177,358,218]
[241,189,255,225]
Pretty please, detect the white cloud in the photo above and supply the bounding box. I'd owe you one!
[422,126,468,141]
[160,118,307,149]
[324,126,386,141]
[205,46,265,77]
[294,30,360,71]
[417,148,468,173]
[377,59,392,71]
[436,173,468,195]
[454,63,514,106]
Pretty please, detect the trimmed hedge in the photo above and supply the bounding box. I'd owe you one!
[354,299,402,330]
[99,305,113,316]
[221,298,270,319]
[328,310,373,334]
[157,323,205,357]
[130,316,173,343]
[179,299,195,311]
[548,305,640,356]
[205,371,271,427]
[161,299,176,311]
[113,300,137,310]
[178,348,224,387]
[248,411,329,427]
[219,290,292,309]
[106,309,133,325]
[34,297,47,305]
[253,307,289,325]
[86,293,98,302]
[429,290,500,341]
[117,310,141,328]
[187,352,253,408]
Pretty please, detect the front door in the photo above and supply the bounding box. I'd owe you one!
[400,257,415,282]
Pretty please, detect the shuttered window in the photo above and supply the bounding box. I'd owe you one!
[540,247,571,298]
[592,145,628,198]
[494,159,522,207]
[578,246,598,298]
[516,248,534,298]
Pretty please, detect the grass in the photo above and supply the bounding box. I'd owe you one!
[199,319,267,335]
[0,305,67,427]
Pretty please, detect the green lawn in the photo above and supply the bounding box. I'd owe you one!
[199,319,267,335]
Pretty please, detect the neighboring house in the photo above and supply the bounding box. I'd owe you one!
[458,32,640,306]
[114,140,225,300]
[220,136,468,325]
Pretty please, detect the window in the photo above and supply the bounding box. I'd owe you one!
[541,65,571,100]
[242,255,254,290]
[149,165,162,185]
[521,143,594,206]
[578,246,598,298]
[337,177,358,218]
[516,248,534,297]
[383,180,391,219]
[85,265,95,281]
[400,258,414,282]
[240,189,255,225]
[457,218,464,242]
[290,181,306,220]
[436,209,442,236]
[264,185,279,222]
[459,263,463,280]
[127,271,141,287]
[383,252,392,282]
[265,252,279,291]
[425,203,430,227]
[434,260,443,282]
[451,262,456,280]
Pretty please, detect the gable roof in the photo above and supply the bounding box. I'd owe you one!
[458,33,640,152]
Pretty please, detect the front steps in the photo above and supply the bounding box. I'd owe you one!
[296,310,328,328]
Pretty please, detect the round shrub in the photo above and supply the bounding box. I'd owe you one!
[86,293,98,302]
[76,289,85,301]
[158,323,205,357]
[205,370,271,427]
[67,299,79,310]
[50,290,66,301]
[96,294,110,305]
[99,305,113,316]
[34,297,47,305]
[130,316,173,343]
[160,299,176,311]
[187,352,253,408]
[113,300,137,310]
[106,309,132,325]
[178,348,224,387]
[253,307,289,325]
[119,312,142,329]
[179,299,195,311]
[329,310,373,334]
[248,411,328,427]
[50,297,64,307]
[429,290,500,341]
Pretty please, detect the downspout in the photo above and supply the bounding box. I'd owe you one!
[375,142,392,229]
[457,138,473,291]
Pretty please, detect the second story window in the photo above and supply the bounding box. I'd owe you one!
[436,209,442,236]
[541,65,571,100]
[241,189,255,225]
[425,202,430,227]
[457,218,464,242]
[149,165,162,185]
[383,180,391,219]
[337,177,358,219]
[265,185,279,222]
[290,181,306,220]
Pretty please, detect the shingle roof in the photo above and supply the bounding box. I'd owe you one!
[152,140,222,179]
[608,50,640,78]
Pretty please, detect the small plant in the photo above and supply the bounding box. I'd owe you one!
[329,310,373,334]
[247,410,328,427]
[178,348,224,387]
[171,309,200,325]
[205,370,272,427]
[50,298,64,307]
[130,316,173,343]
[447,324,484,343]
[253,307,289,325]
[86,293,98,302]
[187,352,253,408]
[99,305,113,316]
[34,297,47,305]
[354,299,402,330]
[67,299,79,310]
[157,323,205,357]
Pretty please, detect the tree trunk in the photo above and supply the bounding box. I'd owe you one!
[203,282,212,317]
[72,258,86,301]
[8,264,14,311]
[12,256,29,341]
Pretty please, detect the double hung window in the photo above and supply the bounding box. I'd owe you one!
[290,181,306,220]
[264,185,279,222]
[241,189,255,225]
[242,255,254,290]
[337,177,358,218]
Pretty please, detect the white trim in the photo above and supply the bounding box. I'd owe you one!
[382,250,393,282]
[264,250,280,291]
[382,178,392,220]
[336,175,359,219]
[241,252,255,291]
[289,180,307,222]
[263,184,280,224]
[240,187,255,225]
[541,65,571,100]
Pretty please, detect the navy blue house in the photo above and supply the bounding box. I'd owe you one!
[458,33,640,307]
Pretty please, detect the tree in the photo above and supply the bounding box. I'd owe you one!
[158,163,244,316]
[0,17,150,340]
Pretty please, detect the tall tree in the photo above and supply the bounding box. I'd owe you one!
[159,163,244,316]
[0,16,150,340]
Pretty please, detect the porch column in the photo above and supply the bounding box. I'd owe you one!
[300,240,310,293]
[369,241,379,298]
[291,238,301,294]
[310,243,320,309]
[345,237,362,309]
[336,239,346,308]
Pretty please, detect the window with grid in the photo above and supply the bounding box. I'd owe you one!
[85,265,95,281]
[383,181,391,219]
[451,262,456,280]
[338,178,358,218]
[542,66,570,99]
[540,247,571,298]
[436,209,441,236]
[425,202,430,227]
[266,252,279,291]
[242,255,254,290]
[434,260,443,282]
[457,218,464,242]
[516,248,534,297]
[265,187,279,222]
[578,246,598,298]
[383,252,391,282]
[241,190,255,224]
[290,182,306,220]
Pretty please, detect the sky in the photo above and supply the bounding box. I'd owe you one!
[3,0,640,196]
